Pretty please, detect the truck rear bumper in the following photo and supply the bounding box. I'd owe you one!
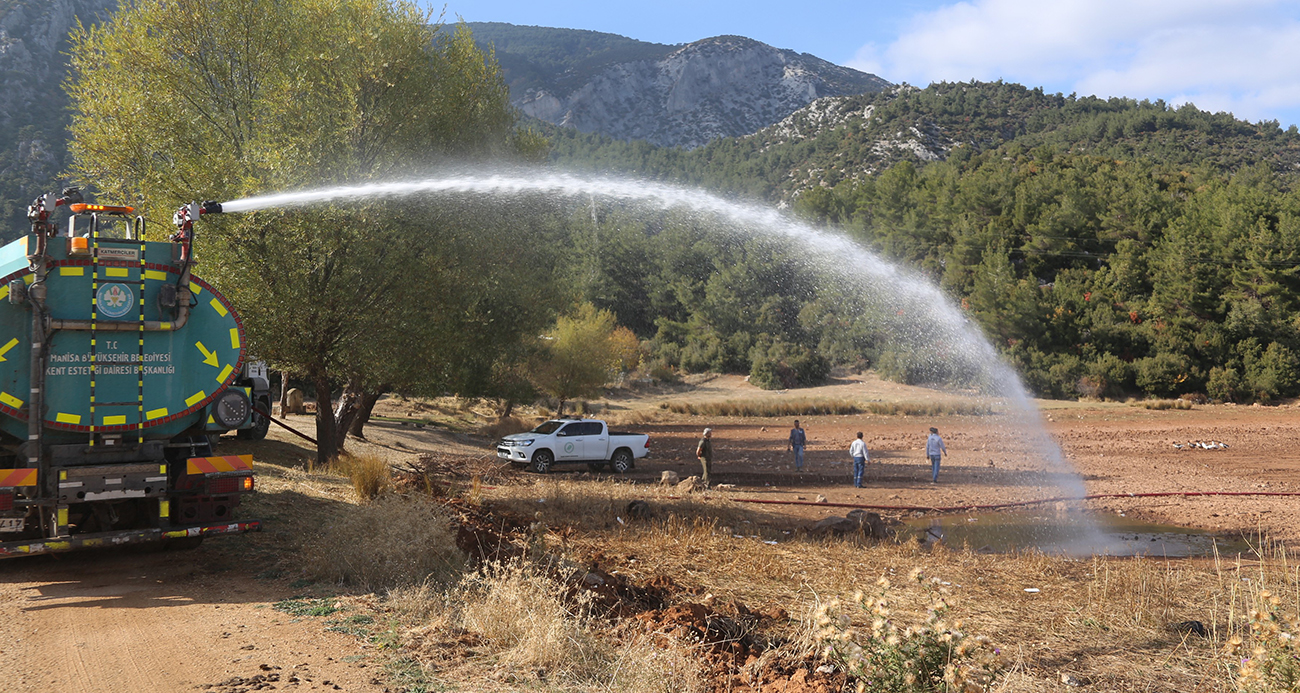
[0,519,261,558]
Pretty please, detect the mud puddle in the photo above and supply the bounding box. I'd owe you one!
[905,511,1253,557]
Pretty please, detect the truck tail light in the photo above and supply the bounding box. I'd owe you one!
[0,490,12,511]
[243,476,254,491]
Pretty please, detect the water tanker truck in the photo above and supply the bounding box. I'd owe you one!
[0,189,268,557]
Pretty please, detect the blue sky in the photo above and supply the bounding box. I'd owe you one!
[440,0,1300,130]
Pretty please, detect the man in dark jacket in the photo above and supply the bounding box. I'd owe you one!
[696,428,713,487]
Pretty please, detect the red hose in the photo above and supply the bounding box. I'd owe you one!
[727,491,1300,513]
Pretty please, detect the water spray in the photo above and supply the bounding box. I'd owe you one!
[213,169,1091,512]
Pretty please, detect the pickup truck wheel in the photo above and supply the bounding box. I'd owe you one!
[531,450,554,474]
[610,449,634,474]
[587,462,606,472]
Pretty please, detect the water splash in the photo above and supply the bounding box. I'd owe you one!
[223,169,1089,503]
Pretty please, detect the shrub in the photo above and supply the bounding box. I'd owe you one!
[1088,353,1135,399]
[1135,352,1191,398]
[812,571,1002,692]
[304,497,465,590]
[749,353,793,390]
[1206,366,1243,402]
[1229,588,1300,691]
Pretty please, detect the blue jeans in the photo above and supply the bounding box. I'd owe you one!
[930,454,941,482]
[793,445,804,469]
[853,456,866,487]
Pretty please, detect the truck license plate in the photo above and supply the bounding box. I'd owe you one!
[496,450,510,459]
[0,517,25,532]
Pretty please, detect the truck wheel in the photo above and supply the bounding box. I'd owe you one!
[610,449,634,474]
[531,450,553,474]
[587,462,606,472]
[238,401,271,440]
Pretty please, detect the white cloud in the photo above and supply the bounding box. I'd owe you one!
[849,0,1300,126]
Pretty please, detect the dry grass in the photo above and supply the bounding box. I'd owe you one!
[659,398,995,418]
[1139,398,1196,410]
[475,476,1298,691]
[302,496,466,590]
[327,452,393,500]
[387,561,705,692]
[478,416,534,440]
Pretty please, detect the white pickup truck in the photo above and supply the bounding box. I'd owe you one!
[496,418,650,473]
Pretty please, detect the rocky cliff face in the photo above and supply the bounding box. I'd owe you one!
[507,34,890,149]
[0,0,116,231]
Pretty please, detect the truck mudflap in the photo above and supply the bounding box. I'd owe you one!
[0,519,262,558]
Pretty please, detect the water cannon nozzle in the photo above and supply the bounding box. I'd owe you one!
[200,201,223,215]
[57,187,84,206]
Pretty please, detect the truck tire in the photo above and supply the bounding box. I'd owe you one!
[610,449,634,474]
[238,400,272,440]
[531,450,554,474]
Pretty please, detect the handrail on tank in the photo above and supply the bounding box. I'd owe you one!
[45,200,208,332]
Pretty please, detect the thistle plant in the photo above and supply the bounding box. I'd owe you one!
[1230,589,1300,692]
[813,569,1002,693]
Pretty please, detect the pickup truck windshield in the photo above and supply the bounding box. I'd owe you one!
[531,421,564,434]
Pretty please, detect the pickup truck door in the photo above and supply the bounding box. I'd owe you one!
[581,422,609,459]
[555,423,586,460]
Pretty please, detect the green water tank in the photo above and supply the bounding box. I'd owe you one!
[0,233,246,446]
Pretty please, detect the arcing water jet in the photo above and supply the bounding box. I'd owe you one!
[219,169,1090,506]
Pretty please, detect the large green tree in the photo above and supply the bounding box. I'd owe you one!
[67,0,544,462]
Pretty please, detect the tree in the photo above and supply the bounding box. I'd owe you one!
[67,0,538,463]
[529,304,625,415]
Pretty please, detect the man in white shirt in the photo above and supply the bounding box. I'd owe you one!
[849,431,869,488]
[926,427,947,483]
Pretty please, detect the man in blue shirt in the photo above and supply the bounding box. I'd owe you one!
[788,420,806,471]
[926,427,947,483]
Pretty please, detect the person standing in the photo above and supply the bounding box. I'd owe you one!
[788,420,807,471]
[926,427,947,483]
[696,428,714,487]
[849,431,869,488]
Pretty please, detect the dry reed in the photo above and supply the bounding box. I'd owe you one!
[659,398,995,418]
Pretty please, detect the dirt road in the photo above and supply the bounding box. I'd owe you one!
[0,543,388,693]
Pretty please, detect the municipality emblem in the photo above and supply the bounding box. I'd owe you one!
[96,283,134,319]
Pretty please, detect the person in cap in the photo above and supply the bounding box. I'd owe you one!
[926,427,947,483]
[696,428,714,487]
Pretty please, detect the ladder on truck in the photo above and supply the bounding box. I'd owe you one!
[57,214,153,538]
[87,213,148,446]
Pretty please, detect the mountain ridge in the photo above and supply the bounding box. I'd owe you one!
[468,23,891,149]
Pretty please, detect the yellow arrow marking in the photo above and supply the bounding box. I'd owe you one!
[195,341,219,367]
[0,338,18,362]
